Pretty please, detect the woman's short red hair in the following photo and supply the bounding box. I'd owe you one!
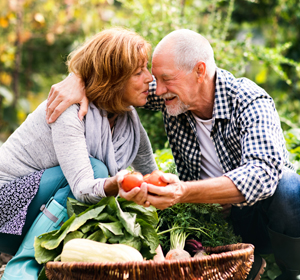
[67,27,151,114]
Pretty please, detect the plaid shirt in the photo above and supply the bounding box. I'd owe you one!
[144,68,294,207]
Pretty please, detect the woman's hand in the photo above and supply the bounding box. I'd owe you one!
[103,176,119,197]
[116,170,150,207]
[46,74,88,123]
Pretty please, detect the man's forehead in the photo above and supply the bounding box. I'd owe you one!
[152,67,182,81]
[152,50,174,64]
[151,65,173,77]
[152,55,174,73]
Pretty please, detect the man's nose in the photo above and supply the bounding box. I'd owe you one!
[155,82,167,96]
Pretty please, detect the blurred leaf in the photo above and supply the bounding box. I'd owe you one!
[255,66,268,84]
[0,17,9,28]
[0,86,13,105]
[154,148,177,174]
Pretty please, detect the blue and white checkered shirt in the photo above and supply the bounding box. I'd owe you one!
[144,68,295,207]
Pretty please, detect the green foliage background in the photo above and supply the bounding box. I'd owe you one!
[1,0,300,145]
[1,0,300,279]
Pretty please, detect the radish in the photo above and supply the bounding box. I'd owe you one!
[165,230,191,260]
[185,239,207,259]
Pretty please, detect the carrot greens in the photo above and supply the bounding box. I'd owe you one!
[156,203,241,254]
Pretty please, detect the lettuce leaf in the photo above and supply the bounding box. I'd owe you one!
[34,196,160,264]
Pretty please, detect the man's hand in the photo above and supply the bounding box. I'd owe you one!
[117,170,150,207]
[46,74,88,123]
[146,173,182,210]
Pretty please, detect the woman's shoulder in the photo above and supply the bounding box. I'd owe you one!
[50,103,82,124]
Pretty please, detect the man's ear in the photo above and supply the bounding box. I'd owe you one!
[195,61,206,83]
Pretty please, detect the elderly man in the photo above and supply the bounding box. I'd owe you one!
[46,29,300,280]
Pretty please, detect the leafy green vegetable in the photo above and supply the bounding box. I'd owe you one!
[37,266,47,280]
[98,221,124,237]
[34,196,160,269]
[119,199,159,226]
[156,203,241,254]
[66,197,90,216]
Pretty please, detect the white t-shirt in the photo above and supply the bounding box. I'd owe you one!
[192,113,223,179]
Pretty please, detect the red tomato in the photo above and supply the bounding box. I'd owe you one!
[122,172,144,192]
[144,170,167,186]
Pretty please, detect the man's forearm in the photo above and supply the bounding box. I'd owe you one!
[179,175,246,205]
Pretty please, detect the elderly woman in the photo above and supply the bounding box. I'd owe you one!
[0,28,158,279]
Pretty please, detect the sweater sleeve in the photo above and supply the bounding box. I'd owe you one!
[131,122,158,175]
[49,104,105,204]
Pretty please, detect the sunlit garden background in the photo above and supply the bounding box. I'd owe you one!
[1,0,300,278]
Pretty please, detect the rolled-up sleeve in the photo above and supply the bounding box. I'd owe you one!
[225,97,287,206]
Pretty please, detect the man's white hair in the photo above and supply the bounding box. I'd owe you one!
[153,29,216,74]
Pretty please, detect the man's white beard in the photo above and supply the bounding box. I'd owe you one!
[163,93,190,116]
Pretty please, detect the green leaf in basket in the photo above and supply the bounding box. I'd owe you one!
[38,214,76,250]
[94,212,118,222]
[86,230,107,242]
[74,204,106,221]
[34,230,63,264]
[80,220,100,233]
[119,199,159,228]
[42,205,106,250]
[138,218,160,260]
[67,197,90,217]
[114,198,141,237]
[35,196,160,264]
[117,231,142,251]
[63,230,84,245]
[104,196,119,215]
[53,254,61,261]
[98,221,124,236]
[37,266,47,280]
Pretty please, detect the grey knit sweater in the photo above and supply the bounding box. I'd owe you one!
[0,101,157,204]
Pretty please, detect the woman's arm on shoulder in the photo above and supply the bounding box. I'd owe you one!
[46,74,89,124]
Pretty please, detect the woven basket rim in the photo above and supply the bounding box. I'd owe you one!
[45,243,255,280]
[46,242,254,268]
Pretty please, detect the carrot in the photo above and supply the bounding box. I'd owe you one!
[165,229,191,260]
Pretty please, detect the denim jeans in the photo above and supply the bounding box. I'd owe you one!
[0,158,108,255]
[230,170,300,254]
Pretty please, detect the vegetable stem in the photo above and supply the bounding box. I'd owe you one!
[157,226,211,238]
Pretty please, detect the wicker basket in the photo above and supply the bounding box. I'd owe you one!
[45,243,254,280]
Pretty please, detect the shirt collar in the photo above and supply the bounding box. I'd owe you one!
[212,68,234,120]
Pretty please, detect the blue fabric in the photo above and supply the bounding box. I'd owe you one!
[0,158,108,255]
[2,198,68,280]
[230,170,300,254]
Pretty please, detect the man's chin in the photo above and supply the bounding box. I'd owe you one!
[166,106,189,116]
